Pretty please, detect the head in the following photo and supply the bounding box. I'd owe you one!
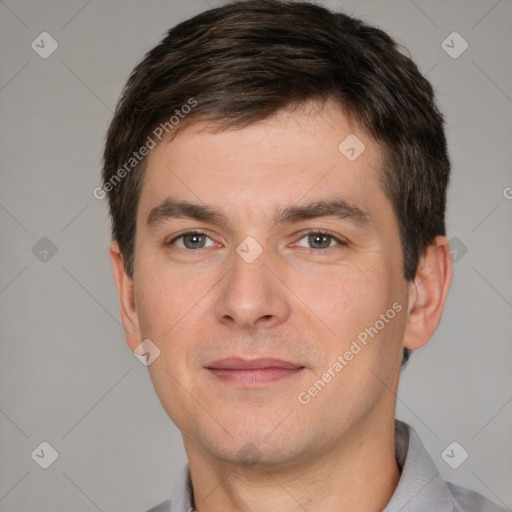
[104,0,452,468]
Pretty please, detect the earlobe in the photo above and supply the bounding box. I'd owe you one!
[403,236,453,350]
[109,242,141,351]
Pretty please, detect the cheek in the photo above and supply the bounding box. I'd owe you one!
[297,259,394,339]
[134,259,211,338]
[320,263,405,376]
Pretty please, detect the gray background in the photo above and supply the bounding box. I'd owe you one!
[1,0,511,511]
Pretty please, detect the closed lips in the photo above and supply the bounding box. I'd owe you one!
[205,357,304,370]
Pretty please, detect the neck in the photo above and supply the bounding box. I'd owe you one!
[185,415,401,512]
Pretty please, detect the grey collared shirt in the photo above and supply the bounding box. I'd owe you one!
[146,420,508,512]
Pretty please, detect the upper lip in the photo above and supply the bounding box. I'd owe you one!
[205,357,304,370]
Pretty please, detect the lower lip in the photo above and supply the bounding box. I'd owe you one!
[207,367,304,386]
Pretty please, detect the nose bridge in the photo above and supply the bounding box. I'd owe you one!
[232,250,267,297]
[214,236,290,327]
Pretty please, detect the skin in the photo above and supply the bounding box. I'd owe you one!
[110,99,452,512]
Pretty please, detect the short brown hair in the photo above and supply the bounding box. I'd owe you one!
[102,0,451,366]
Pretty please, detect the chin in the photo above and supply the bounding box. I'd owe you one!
[195,421,307,469]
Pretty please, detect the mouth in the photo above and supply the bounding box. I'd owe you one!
[205,357,305,387]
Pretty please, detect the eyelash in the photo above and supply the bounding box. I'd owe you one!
[166,230,347,252]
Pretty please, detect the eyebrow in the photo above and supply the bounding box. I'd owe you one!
[146,196,373,231]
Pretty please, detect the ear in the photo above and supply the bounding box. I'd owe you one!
[109,241,141,352]
[403,236,453,350]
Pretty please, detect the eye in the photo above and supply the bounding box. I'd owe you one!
[166,230,346,251]
[167,230,217,249]
[294,231,346,250]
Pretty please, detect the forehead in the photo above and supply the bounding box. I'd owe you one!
[137,100,391,228]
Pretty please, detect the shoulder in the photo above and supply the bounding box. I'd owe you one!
[390,420,508,512]
[446,481,509,512]
[144,500,171,512]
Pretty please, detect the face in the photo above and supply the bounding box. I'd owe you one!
[122,100,413,468]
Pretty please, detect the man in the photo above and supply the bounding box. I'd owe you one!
[101,1,506,510]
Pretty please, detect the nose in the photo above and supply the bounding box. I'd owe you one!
[213,244,292,330]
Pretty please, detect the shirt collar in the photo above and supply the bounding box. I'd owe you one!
[383,419,455,511]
